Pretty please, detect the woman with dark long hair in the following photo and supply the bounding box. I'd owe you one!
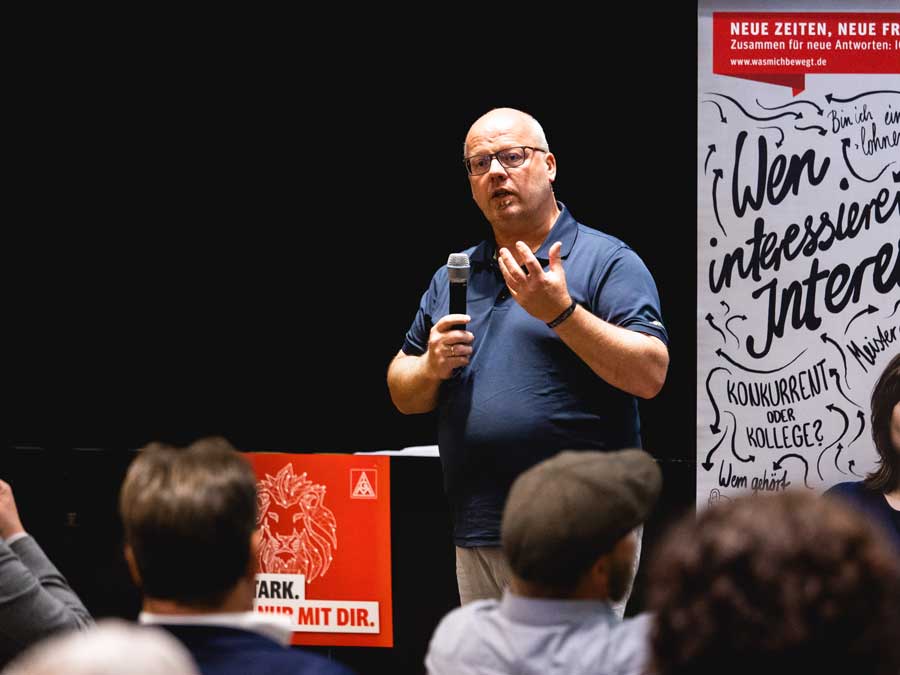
[826,353,900,551]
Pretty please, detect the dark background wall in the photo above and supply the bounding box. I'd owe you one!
[7,11,697,673]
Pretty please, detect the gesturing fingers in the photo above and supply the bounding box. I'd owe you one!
[548,241,563,274]
[515,241,544,278]
[497,247,527,290]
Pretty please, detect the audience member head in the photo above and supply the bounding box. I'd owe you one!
[648,491,900,675]
[3,619,199,675]
[119,437,258,611]
[866,353,900,492]
[501,448,661,599]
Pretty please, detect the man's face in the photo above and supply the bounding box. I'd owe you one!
[464,112,556,228]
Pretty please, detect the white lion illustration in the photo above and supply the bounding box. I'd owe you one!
[256,464,338,583]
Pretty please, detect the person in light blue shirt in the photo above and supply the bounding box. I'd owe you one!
[425,448,661,675]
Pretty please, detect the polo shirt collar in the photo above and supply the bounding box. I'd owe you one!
[469,201,578,267]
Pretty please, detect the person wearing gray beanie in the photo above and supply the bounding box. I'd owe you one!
[426,448,662,675]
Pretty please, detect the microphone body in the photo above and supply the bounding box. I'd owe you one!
[447,253,470,331]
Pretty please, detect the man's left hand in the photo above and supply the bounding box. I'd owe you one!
[498,241,572,324]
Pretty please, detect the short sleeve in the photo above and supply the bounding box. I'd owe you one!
[592,246,668,345]
[401,273,440,356]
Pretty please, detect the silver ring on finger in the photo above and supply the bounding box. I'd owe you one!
[449,344,455,356]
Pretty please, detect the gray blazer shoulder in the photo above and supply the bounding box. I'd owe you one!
[0,535,93,664]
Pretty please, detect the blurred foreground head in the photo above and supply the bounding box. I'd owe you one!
[648,490,900,675]
[4,619,198,675]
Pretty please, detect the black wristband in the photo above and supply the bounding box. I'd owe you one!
[547,300,577,328]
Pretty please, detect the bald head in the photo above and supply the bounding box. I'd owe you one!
[464,108,549,157]
[462,107,558,235]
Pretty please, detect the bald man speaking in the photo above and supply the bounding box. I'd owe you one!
[387,108,669,607]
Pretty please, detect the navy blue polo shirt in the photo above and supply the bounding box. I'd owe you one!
[402,204,668,546]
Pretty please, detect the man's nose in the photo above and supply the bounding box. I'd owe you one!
[487,155,508,177]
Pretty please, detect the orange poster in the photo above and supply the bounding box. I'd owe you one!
[245,453,393,647]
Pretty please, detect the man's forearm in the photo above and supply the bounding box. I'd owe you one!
[387,352,442,414]
[552,306,669,399]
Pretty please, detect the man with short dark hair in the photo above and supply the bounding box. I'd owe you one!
[425,448,662,675]
[120,437,353,675]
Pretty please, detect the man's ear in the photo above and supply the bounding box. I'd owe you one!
[587,552,611,598]
[545,151,557,184]
[124,544,142,588]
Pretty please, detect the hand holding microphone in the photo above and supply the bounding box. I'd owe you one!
[425,253,474,380]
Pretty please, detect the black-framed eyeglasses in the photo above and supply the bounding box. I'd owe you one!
[463,146,547,176]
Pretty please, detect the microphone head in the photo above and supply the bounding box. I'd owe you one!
[447,252,470,283]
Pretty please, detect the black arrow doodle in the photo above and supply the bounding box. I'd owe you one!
[889,299,900,319]
[841,138,895,183]
[706,313,727,343]
[844,304,878,335]
[826,90,900,104]
[829,368,860,408]
[773,453,811,489]
[894,169,900,183]
[825,403,850,445]
[725,411,754,463]
[704,144,716,174]
[819,402,849,481]
[757,97,824,116]
[759,126,784,147]
[823,402,849,445]
[712,169,727,236]
[703,100,727,123]
[833,443,849,475]
[795,124,827,136]
[847,409,866,449]
[848,460,863,477]
[725,315,747,347]
[702,426,729,471]
[708,92,801,121]
[716,348,807,373]
[720,300,730,315]
[706,367,732,434]
[820,333,849,388]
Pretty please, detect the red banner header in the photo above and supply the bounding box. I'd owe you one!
[713,12,899,94]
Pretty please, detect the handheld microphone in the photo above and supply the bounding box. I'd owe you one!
[447,253,470,331]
